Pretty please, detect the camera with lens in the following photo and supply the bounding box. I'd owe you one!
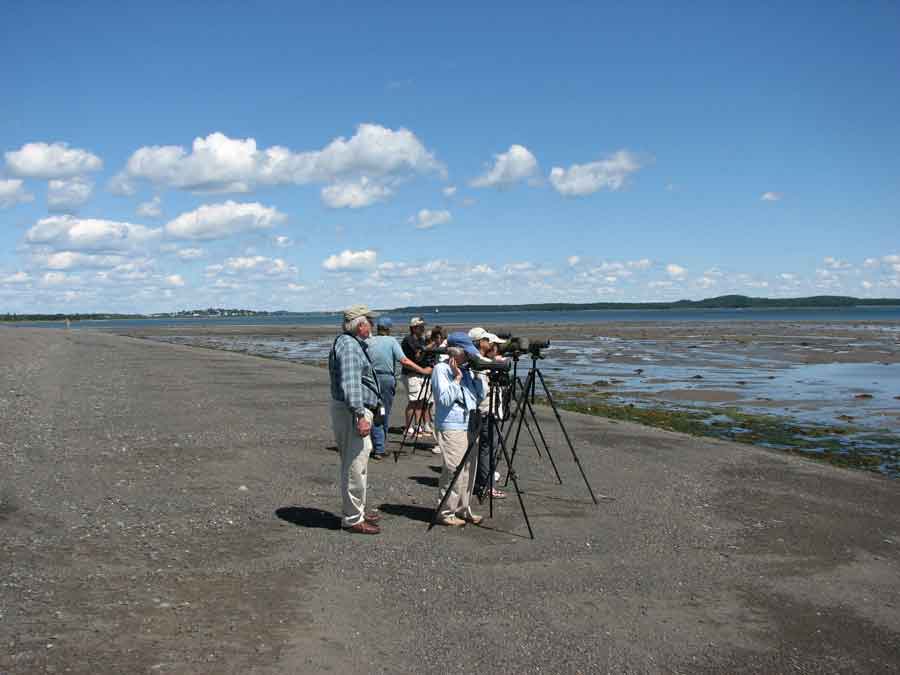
[469,354,512,386]
[495,333,551,357]
[421,346,447,367]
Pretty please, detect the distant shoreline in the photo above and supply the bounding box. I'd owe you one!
[5,294,900,323]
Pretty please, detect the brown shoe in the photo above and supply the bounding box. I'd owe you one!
[460,512,483,525]
[364,511,381,523]
[343,521,380,535]
[436,515,467,527]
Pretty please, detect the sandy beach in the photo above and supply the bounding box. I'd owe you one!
[2,326,899,673]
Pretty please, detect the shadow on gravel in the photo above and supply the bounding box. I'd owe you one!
[275,506,341,530]
[378,503,434,523]
[409,476,439,487]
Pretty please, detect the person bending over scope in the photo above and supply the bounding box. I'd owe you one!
[431,334,484,527]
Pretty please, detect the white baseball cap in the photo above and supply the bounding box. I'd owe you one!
[468,327,488,341]
[485,332,504,344]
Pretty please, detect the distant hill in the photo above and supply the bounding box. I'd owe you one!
[386,295,900,313]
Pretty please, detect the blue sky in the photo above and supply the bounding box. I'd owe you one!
[1,1,899,312]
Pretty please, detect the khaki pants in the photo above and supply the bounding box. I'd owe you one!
[435,428,477,519]
[330,402,374,527]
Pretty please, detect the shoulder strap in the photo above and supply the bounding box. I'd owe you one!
[333,333,383,401]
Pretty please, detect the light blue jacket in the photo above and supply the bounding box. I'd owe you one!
[431,361,484,431]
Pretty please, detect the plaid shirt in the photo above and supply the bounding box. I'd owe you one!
[329,333,380,415]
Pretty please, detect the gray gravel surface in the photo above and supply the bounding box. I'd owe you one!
[1,328,898,674]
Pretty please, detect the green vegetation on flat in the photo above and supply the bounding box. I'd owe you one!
[545,394,898,477]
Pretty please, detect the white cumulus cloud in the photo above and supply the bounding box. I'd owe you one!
[666,263,688,280]
[164,201,286,240]
[205,256,297,279]
[137,196,163,218]
[567,255,581,266]
[321,177,393,208]
[322,249,377,271]
[41,271,70,286]
[0,179,34,208]
[48,177,93,212]
[176,247,204,260]
[411,208,451,230]
[443,185,457,197]
[823,256,851,270]
[760,191,783,201]
[274,235,292,248]
[26,215,161,252]
[5,141,102,179]
[111,124,444,196]
[549,150,641,197]
[628,258,653,270]
[1,271,30,284]
[38,251,128,270]
[471,144,539,188]
[165,274,186,287]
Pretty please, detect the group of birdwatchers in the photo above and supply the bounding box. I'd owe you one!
[328,304,508,534]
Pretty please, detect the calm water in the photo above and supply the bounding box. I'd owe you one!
[9,306,900,330]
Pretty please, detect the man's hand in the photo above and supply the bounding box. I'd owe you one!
[356,416,371,437]
[449,358,462,382]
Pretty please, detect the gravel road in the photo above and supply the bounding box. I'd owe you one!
[1,328,898,674]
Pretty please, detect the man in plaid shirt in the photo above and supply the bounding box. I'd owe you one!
[329,304,383,534]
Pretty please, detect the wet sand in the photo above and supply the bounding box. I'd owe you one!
[2,327,899,673]
[121,320,900,475]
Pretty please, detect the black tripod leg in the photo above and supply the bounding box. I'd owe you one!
[414,378,433,454]
[487,411,495,519]
[522,396,563,485]
[396,376,424,456]
[503,383,531,487]
[535,367,600,505]
[520,414,543,459]
[503,370,535,485]
[428,416,482,531]
[512,375,543,460]
[406,375,431,456]
[493,427,534,539]
[502,373,529,448]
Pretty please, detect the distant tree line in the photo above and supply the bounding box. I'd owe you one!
[1,308,293,322]
[3,296,898,322]
[1,313,141,322]
[388,295,900,313]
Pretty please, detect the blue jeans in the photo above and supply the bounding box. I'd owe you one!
[370,373,396,456]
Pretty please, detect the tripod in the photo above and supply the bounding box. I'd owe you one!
[501,351,600,505]
[394,373,433,460]
[428,372,534,539]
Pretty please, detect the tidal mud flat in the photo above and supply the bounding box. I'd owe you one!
[3,327,900,673]
[127,320,900,477]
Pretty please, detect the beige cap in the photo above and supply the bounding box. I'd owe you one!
[409,316,425,327]
[468,327,488,341]
[343,304,378,321]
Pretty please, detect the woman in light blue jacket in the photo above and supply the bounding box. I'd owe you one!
[431,334,484,526]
